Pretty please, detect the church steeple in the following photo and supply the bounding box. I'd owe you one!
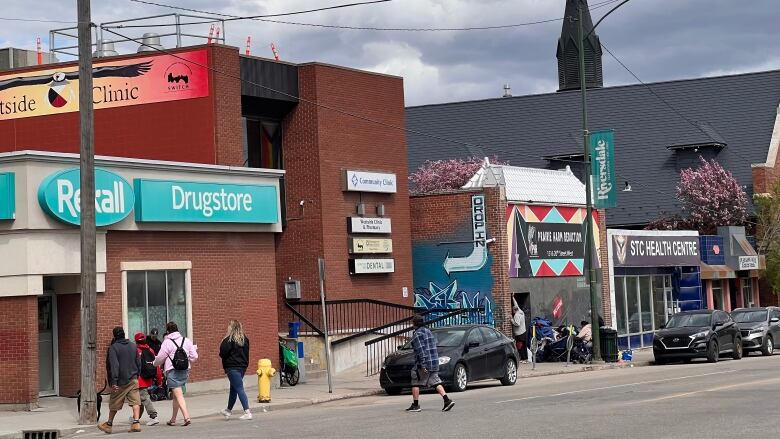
[557,0,603,91]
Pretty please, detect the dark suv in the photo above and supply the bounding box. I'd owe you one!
[732,307,780,356]
[653,310,742,364]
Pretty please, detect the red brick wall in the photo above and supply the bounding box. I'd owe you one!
[0,296,38,405]
[597,209,612,327]
[211,46,244,166]
[485,187,513,335]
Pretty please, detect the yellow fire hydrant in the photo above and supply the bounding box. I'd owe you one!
[257,359,276,403]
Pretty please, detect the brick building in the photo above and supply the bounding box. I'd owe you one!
[0,43,412,408]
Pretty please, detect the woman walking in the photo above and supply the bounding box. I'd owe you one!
[153,322,198,427]
[219,320,252,420]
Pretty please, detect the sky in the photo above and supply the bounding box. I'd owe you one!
[1,0,779,106]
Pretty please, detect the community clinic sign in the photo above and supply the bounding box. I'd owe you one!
[612,234,699,267]
[0,49,209,120]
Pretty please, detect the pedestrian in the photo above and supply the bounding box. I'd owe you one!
[133,332,162,426]
[219,320,252,420]
[511,305,528,363]
[147,328,162,355]
[406,315,455,413]
[153,322,198,427]
[98,327,143,434]
[577,321,593,348]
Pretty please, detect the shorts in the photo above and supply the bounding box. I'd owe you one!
[411,366,442,388]
[109,379,141,411]
[166,369,190,389]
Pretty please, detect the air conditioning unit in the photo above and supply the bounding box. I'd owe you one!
[285,279,301,300]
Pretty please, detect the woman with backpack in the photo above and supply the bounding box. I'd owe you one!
[219,320,252,421]
[153,322,198,426]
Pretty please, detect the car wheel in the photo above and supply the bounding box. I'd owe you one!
[761,335,774,356]
[500,358,518,386]
[707,340,719,363]
[450,363,468,393]
[384,387,402,396]
[732,337,743,360]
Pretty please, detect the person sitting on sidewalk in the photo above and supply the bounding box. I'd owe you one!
[98,327,143,434]
[133,332,163,426]
[577,321,593,348]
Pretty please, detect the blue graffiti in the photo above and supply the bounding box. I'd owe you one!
[414,280,494,325]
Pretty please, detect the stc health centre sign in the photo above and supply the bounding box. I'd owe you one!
[36,168,278,226]
[611,233,700,267]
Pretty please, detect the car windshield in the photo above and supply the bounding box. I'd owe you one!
[732,310,767,323]
[398,328,466,350]
[666,314,711,328]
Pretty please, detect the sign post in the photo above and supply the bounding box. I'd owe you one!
[318,258,333,394]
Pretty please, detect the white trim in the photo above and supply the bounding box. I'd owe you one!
[608,229,617,330]
[121,261,193,271]
[121,271,129,334]
[185,270,193,340]
[754,103,780,168]
[608,228,699,238]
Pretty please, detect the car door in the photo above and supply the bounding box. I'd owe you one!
[462,328,487,380]
[714,311,732,351]
[479,327,505,377]
[770,309,780,347]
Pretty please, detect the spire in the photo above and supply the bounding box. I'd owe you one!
[557,0,603,91]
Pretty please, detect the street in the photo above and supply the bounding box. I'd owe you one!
[70,354,780,439]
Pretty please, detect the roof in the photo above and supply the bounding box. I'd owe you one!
[406,69,780,226]
[463,160,586,205]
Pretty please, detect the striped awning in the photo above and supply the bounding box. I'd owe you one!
[700,263,735,280]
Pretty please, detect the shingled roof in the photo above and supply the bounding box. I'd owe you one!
[405,70,780,227]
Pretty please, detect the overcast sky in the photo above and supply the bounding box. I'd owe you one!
[2,0,779,106]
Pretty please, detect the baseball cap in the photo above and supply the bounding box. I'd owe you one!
[134,332,145,342]
[150,328,159,336]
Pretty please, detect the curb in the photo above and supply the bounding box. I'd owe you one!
[519,360,652,378]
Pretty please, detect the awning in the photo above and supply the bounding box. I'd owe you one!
[700,263,735,280]
[735,237,758,256]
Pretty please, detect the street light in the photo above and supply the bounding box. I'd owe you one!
[578,0,631,361]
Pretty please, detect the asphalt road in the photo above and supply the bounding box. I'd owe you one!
[71,354,780,439]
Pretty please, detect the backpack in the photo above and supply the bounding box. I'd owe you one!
[139,347,157,379]
[169,337,190,371]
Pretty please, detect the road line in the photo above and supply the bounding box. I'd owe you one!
[627,376,780,405]
[494,370,737,404]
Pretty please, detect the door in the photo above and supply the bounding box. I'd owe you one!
[462,328,487,380]
[713,311,732,351]
[479,327,505,377]
[38,295,58,396]
[770,309,780,347]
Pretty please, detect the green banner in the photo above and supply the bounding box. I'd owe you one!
[590,130,617,209]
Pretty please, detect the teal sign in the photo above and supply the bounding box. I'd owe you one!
[0,172,14,220]
[134,179,279,224]
[590,129,617,209]
[38,168,134,226]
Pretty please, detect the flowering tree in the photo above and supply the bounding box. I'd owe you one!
[677,157,748,234]
[409,157,508,195]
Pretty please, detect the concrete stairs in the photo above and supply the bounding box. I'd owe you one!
[301,357,327,380]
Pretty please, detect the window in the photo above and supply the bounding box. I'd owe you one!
[626,277,640,333]
[712,280,724,310]
[127,270,188,338]
[615,277,628,335]
[243,118,282,169]
[480,327,500,343]
[467,329,483,346]
[742,280,754,307]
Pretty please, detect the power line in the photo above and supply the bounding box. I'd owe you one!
[0,17,76,24]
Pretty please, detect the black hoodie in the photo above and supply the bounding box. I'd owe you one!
[107,339,140,386]
[219,337,250,371]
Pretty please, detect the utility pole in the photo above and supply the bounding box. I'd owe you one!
[77,0,98,425]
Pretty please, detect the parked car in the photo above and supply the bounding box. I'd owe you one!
[379,325,519,395]
[653,310,742,364]
[732,307,780,356]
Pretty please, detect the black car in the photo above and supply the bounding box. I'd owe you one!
[653,310,742,364]
[732,307,780,356]
[379,325,519,395]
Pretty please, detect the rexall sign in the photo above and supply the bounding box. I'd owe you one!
[38,168,134,226]
[590,129,617,209]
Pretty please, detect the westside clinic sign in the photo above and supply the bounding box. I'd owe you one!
[38,168,134,226]
[347,217,392,234]
[344,170,397,193]
[134,179,278,224]
[0,172,14,220]
[590,130,617,209]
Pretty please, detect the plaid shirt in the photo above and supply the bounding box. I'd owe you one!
[411,327,439,371]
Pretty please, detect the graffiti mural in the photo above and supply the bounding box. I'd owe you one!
[412,194,495,325]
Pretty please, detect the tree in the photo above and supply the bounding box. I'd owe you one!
[755,180,780,294]
[409,157,507,195]
[649,157,748,234]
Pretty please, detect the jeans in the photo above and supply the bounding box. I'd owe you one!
[226,368,249,411]
[138,388,157,419]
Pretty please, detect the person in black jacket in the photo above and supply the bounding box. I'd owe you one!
[98,327,143,434]
[218,320,251,420]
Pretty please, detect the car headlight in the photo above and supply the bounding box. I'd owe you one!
[439,356,451,366]
[750,329,764,334]
[690,331,710,339]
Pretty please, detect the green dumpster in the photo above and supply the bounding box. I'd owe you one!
[599,328,619,363]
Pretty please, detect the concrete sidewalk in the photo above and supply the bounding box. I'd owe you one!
[0,350,652,439]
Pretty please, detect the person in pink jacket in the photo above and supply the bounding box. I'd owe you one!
[153,322,198,426]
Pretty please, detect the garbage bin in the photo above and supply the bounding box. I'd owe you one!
[288,321,301,339]
[599,327,618,363]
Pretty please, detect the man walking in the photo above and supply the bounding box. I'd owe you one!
[406,315,454,413]
[98,327,143,434]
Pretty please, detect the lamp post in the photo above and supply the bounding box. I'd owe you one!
[578,0,631,361]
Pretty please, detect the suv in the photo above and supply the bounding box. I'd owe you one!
[653,310,742,364]
[732,307,780,356]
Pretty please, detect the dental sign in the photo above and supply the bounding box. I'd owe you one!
[38,168,134,226]
[134,179,278,224]
[344,170,397,194]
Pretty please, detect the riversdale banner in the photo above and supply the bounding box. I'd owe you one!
[590,129,617,209]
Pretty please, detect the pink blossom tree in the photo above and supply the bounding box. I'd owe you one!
[676,157,748,234]
[409,157,507,195]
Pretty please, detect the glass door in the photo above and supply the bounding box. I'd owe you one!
[38,295,58,396]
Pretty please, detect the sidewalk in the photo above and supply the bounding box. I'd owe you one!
[0,351,652,439]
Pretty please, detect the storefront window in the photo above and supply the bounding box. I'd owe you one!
[128,270,188,338]
[742,279,754,307]
[626,277,640,333]
[712,280,723,310]
[652,276,666,331]
[640,277,653,332]
[615,277,627,335]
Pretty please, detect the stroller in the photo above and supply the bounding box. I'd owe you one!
[279,342,300,386]
[148,377,169,401]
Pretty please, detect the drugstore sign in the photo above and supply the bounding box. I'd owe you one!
[38,168,134,226]
[134,179,278,224]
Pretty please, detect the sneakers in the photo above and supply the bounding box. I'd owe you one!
[405,403,421,412]
[220,409,232,419]
[128,423,141,433]
[146,418,160,426]
[443,400,455,412]
[239,410,253,420]
[97,422,112,434]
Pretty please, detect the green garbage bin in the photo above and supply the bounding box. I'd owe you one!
[599,328,619,363]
